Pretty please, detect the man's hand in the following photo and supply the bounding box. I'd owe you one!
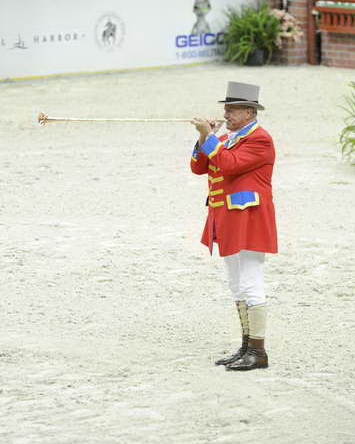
[190,117,211,137]
[190,117,223,145]
[209,118,224,134]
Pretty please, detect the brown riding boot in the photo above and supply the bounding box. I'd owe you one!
[215,301,249,366]
[225,338,268,371]
[215,334,248,366]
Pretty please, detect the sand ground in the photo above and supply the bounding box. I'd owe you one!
[0,63,354,444]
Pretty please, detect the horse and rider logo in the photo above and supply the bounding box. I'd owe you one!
[95,13,125,50]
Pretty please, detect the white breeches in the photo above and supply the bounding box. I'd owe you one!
[223,250,266,307]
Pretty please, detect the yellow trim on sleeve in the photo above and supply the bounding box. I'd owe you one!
[207,142,223,159]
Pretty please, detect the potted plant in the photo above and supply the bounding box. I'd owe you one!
[223,2,281,66]
[271,8,304,47]
[339,81,355,164]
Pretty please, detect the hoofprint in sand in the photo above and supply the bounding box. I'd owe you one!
[0,64,354,443]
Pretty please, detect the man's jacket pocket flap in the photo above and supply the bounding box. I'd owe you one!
[226,191,260,210]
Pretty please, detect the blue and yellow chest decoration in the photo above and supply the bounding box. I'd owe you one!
[224,120,259,149]
[198,120,259,160]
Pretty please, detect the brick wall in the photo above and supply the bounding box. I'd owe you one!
[267,0,281,8]
[268,0,355,68]
[320,31,355,69]
[268,0,308,65]
[280,0,308,65]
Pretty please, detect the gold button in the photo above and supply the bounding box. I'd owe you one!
[210,197,215,202]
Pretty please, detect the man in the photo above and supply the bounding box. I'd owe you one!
[190,81,277,371]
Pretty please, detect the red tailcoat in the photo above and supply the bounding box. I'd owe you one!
[190,125,278,257]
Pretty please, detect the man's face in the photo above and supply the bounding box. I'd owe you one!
[224,105,254,131]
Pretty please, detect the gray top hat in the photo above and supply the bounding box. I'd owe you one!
[219,81,265,110]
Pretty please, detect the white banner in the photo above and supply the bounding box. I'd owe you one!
[0,0,253,80]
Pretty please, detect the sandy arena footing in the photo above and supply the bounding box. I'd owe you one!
[0,63,354,443]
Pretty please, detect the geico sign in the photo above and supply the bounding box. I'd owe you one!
[175,32,224,48]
